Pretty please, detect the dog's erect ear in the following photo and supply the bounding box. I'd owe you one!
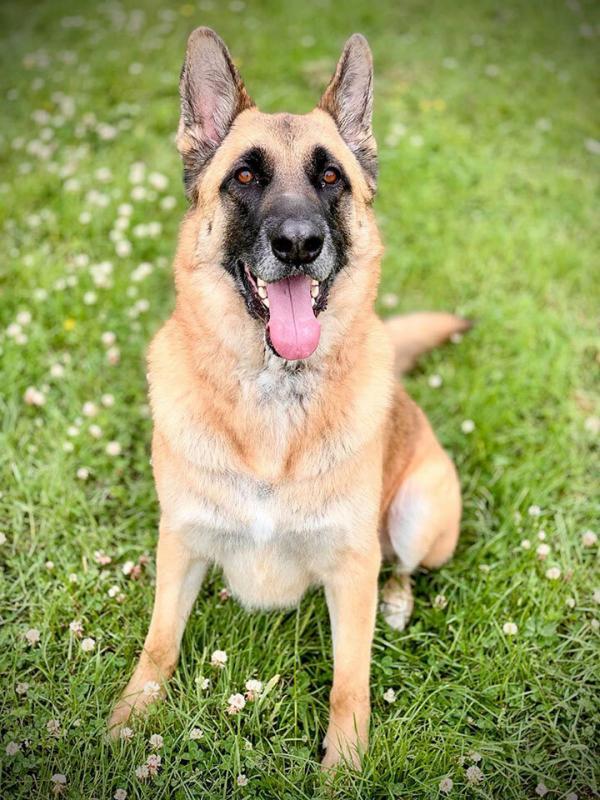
[319,34,377,191]
[177,27,254,198]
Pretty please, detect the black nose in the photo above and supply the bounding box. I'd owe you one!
[270,219,324,265]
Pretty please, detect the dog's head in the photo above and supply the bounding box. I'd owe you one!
[175,28,381,362]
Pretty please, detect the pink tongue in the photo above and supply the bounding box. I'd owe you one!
[266,275,320,360]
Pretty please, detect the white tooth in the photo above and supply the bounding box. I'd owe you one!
[263,298,270,308]
[311,279,319,287]
[257,278,266,287]
[258,286,267,299]
[311,298,316,307]
[311,285,319,298]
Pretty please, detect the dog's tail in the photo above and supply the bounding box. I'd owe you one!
[385,312,472,374]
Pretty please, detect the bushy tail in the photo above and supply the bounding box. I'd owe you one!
[385,312,472,374]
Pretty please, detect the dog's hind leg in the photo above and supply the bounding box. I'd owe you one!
[108,523,207,734]
[381,413,461,631]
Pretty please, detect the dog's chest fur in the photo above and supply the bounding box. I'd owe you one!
[154,350,368,610]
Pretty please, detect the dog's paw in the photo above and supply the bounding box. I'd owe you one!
[380,574,413,631]
[321,742,362,771]
[107,702,134,740]
[321,727,364,771]
[108,678,165,739]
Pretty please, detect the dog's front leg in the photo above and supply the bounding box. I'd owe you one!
[322,543,380,769]
[109,523,207,734]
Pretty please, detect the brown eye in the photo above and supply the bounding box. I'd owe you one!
[236,168,255,185]
[322,168,340,186]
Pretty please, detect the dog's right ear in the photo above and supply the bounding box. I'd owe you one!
[177,27,254,198]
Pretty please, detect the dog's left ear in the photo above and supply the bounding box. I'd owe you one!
[319,34,377,191]
[177,27,254,198]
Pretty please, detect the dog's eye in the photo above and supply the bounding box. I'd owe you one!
[322,168,340,186]
[235,168,255,185]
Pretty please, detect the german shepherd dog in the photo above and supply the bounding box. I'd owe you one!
[109,28,469,768]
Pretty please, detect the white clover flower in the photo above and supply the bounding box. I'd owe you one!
[146,753,161,775]
[439,777,453,794]
[69,620,83,636]
[51,773,67,794]
[114,790,127,800]
[82,401,97,417]
[6,741,20,756]
[106,441,122,456]
[502,622,518,636]
[227,693,246,714]
[47,718,61,737]
[101,393,115,407]
[24,387,46,406]
[131,262,153,282]
[107,346,120,365]
[119,726,134,741]
[428,373,443,388]
[521,539,531,550]
[25,628,41,646]
[545,567,561,580]
[383,688,396,703]
[101,331,116,347]
[81,637,96,652]
[210,649,228,668]
[135,764,149,780]
[465,765,483,784]
[88,425,102,439]
[582,530,597,548]
[160,195,176,211]
[116,240,132,257]
[149,733,164,749]
[535,782,549,797]
[245,679,263,699]
[380,292,398,308]
[528,505,542,517]
[149,172,168,191]
[50,363,65,378]
[237,774,248,786]
[0,532,6,546]
[16,310,32,325]
[189,727,203,740]
[536,543,550,560]
[461,419,475,434]
[433,594,448,609]
[15,681,29,695]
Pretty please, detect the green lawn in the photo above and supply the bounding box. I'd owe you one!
[1,0,598,798]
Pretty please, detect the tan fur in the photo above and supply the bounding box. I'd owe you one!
[109,38,467,770]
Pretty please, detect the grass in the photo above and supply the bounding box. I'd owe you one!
[0,0,598,797]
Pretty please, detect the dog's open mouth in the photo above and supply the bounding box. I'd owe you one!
[240,262,329,361]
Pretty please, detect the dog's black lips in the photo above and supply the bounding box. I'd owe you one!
[235,260,268,322]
